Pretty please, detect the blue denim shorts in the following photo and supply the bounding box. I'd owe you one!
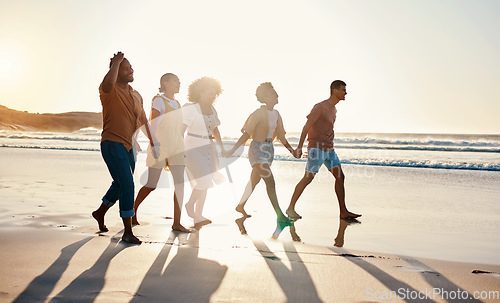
[305,148,341,173]
[248,140,274,167]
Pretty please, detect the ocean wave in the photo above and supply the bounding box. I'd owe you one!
[0,144,99,152]
[2,144,498,171]
[0,134,100,142]
[221,136,500,153]
[340,159,500,171]
[333,144,500,153]
[333,137,500,148]
[71,127,102,135]
[4,135,498,152]
[271,155,500,171]
[4,130,499,153]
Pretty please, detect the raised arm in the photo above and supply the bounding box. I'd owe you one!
[101,52,124,93]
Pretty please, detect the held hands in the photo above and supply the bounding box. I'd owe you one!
[222,148,234,158]
[151,142,161,159]
[292,148,302,159]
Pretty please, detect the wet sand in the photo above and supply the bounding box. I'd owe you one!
[1,147,499,302]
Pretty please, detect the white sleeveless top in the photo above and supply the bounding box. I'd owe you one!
[267,109,279,139]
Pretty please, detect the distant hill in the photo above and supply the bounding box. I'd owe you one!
[0,105,102,132]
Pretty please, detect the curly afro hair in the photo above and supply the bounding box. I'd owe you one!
[188,77,223,103]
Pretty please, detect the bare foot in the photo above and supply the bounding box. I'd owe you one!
[286,209,302,220]
[132,215,140,226]
[194,217,212,225]
[121,233,141,244]
[185,203,195,219]
[172,224,191,233]
[92,210,108,232]
[235,204,251,218]
[194,219,212,230]
[235,217,247,235]
[340,211,361,219]
[290,225,301,242]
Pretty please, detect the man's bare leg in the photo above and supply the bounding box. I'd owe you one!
[236,167,262,217]
[92,203,110,232]
[121,217,141,244]
[286,171,315,219]
[330,166,361,219]
[132,186,155,225]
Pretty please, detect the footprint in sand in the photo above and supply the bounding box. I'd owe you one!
[395,265,440,276]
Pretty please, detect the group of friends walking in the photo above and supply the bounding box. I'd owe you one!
[92,52,361,244]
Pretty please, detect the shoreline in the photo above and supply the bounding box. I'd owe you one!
[1,147,500,301]
[1,146,500,265]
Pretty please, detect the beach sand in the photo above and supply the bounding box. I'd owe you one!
[1,147,499,302]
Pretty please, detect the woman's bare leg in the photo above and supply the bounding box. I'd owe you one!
[169,165,190,232]
[132,167,161,225]
[236,168,261,217]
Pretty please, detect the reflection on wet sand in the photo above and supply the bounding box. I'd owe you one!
[334,218,361,247]
[234,215,360,247]
[233,215,323,301]
[235,216,248,235]
[234,215,295,240]
[290,224,301,242]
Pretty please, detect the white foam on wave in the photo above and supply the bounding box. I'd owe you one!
[334,144,500,153]
[0,144,99,152]
[334,137,500,148]
[2,130,499,171]
[0,130,100,142]
[71,127,102,135]
[269,154,500,171]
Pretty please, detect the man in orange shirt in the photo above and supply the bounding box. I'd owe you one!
[286,80,361,221]
[92,52,157,244]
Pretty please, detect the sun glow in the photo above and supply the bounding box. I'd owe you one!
[0,46,23,85]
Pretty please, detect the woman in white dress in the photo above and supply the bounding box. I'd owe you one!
[182,77,225,226]
[133,73,190,233]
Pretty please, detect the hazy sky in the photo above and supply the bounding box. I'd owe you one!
[1,0,499,135]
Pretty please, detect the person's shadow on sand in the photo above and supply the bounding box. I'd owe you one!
[13,236,93,303]
[236,216,323,302]
[131,230,227,302]
[49,234,132,302]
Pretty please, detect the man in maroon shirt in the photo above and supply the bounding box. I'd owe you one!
[286,80,361,220]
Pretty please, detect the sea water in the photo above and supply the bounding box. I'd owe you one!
[1,129,499,171]
[1,129,499,264]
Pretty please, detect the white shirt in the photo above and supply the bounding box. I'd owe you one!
[152,94,180,114]
[182,103,221,148]
[267,109,279,139]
